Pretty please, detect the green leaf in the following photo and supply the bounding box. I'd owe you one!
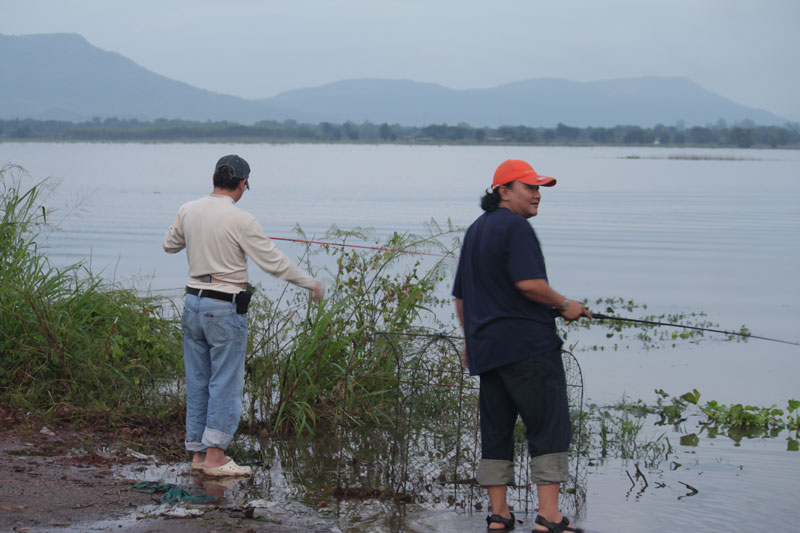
[788,399,800,413]
[680,389,701,405]
[680,433,700,447]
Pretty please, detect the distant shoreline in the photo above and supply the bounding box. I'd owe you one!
[2,118,798,149]
[2,139,799,150]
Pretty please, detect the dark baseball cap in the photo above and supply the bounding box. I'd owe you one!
[215,155,250,186]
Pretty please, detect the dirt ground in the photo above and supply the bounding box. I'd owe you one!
[0,409,329,533]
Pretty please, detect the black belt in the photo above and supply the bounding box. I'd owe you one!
[185,286,237,302]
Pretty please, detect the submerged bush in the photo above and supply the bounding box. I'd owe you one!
[0,165,183,419]
[243,223,464,436]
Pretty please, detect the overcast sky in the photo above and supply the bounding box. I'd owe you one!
[2,0,799,121]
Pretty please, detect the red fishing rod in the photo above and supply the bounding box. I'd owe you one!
[590,312,800,347]
[269,236,453,258]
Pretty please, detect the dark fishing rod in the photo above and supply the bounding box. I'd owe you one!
[589,312,800,347]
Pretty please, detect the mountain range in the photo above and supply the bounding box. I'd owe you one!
[0,33,787,127]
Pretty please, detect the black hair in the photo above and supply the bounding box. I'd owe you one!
[213,164,246,191]
[480,187,501,212]
[480,180,517,212]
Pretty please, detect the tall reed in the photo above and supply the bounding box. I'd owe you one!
[0,165,183,420]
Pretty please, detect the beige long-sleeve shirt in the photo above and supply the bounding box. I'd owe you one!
[163,194,315,294]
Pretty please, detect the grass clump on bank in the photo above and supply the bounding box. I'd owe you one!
[0,165,183,422]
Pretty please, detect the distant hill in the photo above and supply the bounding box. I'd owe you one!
[262,77,787,127]
[0,33,308,123]
[0,33,787,127]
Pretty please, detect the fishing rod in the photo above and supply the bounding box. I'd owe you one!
[269,236,453,258]
[589,312,800,347]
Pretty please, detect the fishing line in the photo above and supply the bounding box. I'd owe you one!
[145,238,451,297]
[589,312,800,347]
[269,236,453,258]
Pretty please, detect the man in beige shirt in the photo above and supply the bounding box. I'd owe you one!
[163,154,323,477]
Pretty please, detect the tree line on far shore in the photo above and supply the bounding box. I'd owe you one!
[2,117,799,148]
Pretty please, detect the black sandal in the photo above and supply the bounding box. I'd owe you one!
[533,515,584,533]
[487,511,519,531]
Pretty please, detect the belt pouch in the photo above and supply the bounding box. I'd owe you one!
[236,289,252,314]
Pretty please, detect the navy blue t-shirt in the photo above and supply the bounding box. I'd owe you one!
[452,207,562,375]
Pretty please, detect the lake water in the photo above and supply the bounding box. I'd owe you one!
[4,142,798,406]
[2,142,799,531]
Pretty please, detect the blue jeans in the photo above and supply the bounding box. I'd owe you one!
[182,293,248,452]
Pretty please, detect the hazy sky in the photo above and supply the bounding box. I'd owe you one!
[2,0,799,121]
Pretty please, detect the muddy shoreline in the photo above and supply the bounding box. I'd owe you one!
[0,421,325,532]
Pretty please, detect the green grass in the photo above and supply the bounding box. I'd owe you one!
[0,164,184,422]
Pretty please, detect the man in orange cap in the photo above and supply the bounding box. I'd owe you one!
[452,160,590,532]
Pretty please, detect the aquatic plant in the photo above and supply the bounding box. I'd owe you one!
[678,389,796,441]
[583,399,672,469]
[578,388,800,474]
[559,296,746,351]
[628,389,800,449]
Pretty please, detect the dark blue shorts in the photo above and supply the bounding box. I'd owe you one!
[479,347,571,462]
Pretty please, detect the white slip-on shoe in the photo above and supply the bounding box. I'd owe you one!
[203,458,252,477]
[191,461,204,470]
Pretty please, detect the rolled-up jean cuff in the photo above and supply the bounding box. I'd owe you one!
[530,452,569,484]
[185,440,207,452]
[477,459,515,486]
[202,427,234,450]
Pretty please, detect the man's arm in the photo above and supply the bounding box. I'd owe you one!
[455,297,464,330]
[514,278,592,321]
[162,212,185,254]
[454,298,468,370]
[240,219,324,301]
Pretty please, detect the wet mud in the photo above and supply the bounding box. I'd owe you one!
[0,426,330,532]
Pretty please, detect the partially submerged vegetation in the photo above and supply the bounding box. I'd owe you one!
[624,153,763,161]
[242,223,461,436]
[559,296,752,351]
[589,390,800,458]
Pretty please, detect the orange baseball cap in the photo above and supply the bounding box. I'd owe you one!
[492,159,556,188]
